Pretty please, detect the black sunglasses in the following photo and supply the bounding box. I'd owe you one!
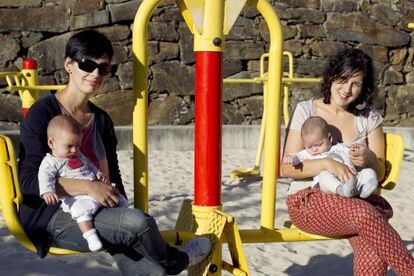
[76,58,112,76]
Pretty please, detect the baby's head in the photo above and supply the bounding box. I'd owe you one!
[301,116,332,155]
[47,115,82,159]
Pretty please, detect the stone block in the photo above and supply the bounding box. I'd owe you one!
[70,10,110,30]
[227,25,260,41]
[0,94,21,123]
[225,41,265,60]
[383,70,404,85]
[290,8,325,24]
[0,7,69,32]
[396,84,414,114]
[93,89,133,125]
[116,61,133,89]
[271,3,293,20]
[21,32,43,48]
[299,24,325,39]
[357,44,388,63]
[390,48,408,66]
[321,0,357,12]
[29,32,73,74]
[0,34,20,67]
[294,58,327,76]
[100,76,120,93]
[178,22,194,64]
[325,13,410,47]
[223,82,263,102]
[223,61,243,78]
[310,41,347,58]
[284,40,304,57]
[260,20,296,42]
[151,42,179,63]
[242,5,260,18]
[223,103,244,124]
[148,95,194,125]
[0,0,42,7]
[406,71,414,83]
[111,43,128,64]
[157,8,183,22]
[98,25,130,42]
[108,0,141,23]
[366,4,399,26]
[148,22,178,42]
[72,0,101,16]
[238,96,264,120]
[104,0,129,3]
[279,0,319,9]
[151,62,194,96]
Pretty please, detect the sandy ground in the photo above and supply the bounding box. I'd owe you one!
[0,149,413,276]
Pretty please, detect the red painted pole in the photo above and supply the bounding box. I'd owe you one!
[194,51,222,206]
[21,59,37,118]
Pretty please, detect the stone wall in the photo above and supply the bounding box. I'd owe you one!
[0,0,414,129]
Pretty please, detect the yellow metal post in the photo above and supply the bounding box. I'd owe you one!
[247,0,284,230]
[132,0,163,212]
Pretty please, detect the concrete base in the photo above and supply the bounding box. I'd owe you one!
[2,126,414,155]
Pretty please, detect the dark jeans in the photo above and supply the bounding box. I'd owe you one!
[46,207,189,276]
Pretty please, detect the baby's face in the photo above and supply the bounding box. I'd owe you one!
[49,131,82,159]
[303,131,331,155]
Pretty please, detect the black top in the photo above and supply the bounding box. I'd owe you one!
[19,94,126,257]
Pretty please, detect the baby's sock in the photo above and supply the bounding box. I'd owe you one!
[83,229,103,252]
[337,177,356,198]
[359,177,378,198]
[357,169,378,198]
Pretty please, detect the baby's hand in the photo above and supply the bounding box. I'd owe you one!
[97,172,109,184]
[283,156,294,164]
[42,192,59,205]
[283,155,301,166]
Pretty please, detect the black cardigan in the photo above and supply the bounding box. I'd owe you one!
[19,94,126,257]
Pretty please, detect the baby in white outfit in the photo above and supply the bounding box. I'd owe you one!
[283,116,378,198]
[39,115,128,252]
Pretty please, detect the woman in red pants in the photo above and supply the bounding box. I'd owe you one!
[282,48,414,275]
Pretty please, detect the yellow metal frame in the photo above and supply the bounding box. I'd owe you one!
[0,2,408,274]
[0,135,79,254]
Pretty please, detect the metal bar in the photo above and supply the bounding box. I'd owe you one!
[132,0,163,212]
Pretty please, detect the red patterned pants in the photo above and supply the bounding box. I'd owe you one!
[286,188,414,275]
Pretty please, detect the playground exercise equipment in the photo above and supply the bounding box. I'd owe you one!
[0,1,408,275]
[229,52,322,180]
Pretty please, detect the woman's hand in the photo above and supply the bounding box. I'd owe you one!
[348,143,374,168]
[324,158,356,182]
[87,181,120,208]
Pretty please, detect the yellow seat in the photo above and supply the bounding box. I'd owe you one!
[378,133,404,191]
[284,132,405,238]
[0,134,79,255]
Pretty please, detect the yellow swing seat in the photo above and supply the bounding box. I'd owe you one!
[0,134,79,255]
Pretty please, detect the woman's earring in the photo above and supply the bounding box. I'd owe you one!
[68,70,71,74]
[355,101,366,110]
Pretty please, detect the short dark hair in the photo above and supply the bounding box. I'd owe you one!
[65,29,113,62]
[301,116,329,138]
[321,48,376,116]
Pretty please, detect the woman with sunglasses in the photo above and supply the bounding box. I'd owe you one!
[19,30,210,275]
